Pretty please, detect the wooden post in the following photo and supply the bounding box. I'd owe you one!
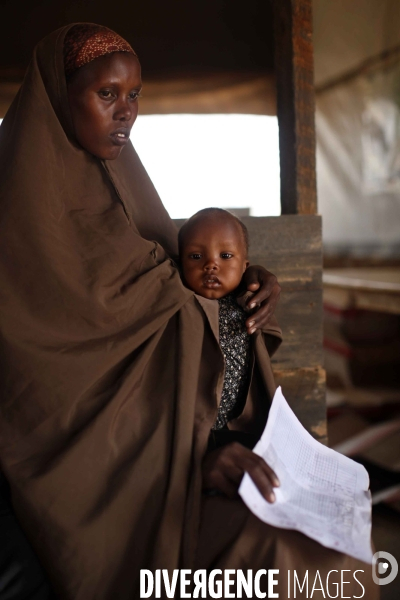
[270,0,326,443]
[273,0,317,215]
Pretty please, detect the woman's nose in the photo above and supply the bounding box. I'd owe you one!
[114,101,132,122]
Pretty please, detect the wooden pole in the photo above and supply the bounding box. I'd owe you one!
[273,0,317,215]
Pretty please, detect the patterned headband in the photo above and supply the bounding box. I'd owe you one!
[64,24,137,79]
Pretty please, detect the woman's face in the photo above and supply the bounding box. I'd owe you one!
[67,52,142,160]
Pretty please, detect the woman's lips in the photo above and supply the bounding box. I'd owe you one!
[110,129,130,146]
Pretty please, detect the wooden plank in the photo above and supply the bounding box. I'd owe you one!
[323,268,400,292]
[244,215,323,369]
[243,214,322,290]
[352,292,400,315]
[323,268,400,315]
[273,0,317,215]
[273,289,323,369]
[324,287,400,316]
[273,367,327,444]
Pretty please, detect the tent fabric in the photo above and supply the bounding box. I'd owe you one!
[313,0,400,87]
[138,73,276,116]
[313,0,400,254]
[316,54,400,254]
[0,73,276,119]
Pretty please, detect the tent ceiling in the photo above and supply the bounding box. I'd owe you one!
[0,0,275,78]
[2,0,400,108]
[313,0,400,87]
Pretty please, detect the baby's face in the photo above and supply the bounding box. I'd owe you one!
[181,216,249,299]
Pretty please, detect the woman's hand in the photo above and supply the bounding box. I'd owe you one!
[202,442,280,503]
[242,266,281,334]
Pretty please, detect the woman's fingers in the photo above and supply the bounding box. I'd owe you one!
[248,279,280,312]
[244,454,280,503]
[246,451,280,488]
[242,265,262,290]
[241,266,281,334]
[202,443,279,503]
[247,463,276,503]
[237,449,279,503]
[245,281,281,334]
[246,271,277,308]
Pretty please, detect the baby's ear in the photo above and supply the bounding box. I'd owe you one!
[244,260,250,272]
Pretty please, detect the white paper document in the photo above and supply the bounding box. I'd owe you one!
[239,387,373,564]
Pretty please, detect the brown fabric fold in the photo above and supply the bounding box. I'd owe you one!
[0,24,223,598]
[0,23,378,600]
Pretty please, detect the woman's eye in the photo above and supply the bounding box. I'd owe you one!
[221,253,233,259]
[98,90,114,99]
[189,253,202,260]
[129,91,142,101]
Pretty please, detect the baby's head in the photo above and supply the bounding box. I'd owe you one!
[178,208,249,299]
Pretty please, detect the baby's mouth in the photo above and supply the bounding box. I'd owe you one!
[203,275,221,288]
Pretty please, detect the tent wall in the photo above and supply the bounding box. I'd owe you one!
[317,54,400,256]
[313,0,400,258]
[313,0,400,87]
[131,73,276,116]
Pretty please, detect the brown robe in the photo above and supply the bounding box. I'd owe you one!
[0,24,378,600]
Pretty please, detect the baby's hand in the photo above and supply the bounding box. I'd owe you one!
[242,266,281,334]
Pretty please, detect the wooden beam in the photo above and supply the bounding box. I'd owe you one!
[273,0,317,215]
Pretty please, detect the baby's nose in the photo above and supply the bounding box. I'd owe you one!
[204,261,218,270]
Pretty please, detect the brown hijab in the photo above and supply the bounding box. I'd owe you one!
[0,23,226,598]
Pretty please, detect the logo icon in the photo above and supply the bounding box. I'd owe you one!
[372,551,398,586]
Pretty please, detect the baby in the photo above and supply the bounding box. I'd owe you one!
[178,207,261,434]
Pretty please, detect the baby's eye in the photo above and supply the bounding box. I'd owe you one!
[221,253,233,259]
[189,253,202,260]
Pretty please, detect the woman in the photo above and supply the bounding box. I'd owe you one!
[0,24,377,600]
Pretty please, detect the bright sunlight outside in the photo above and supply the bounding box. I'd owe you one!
[0,114,281,218]
[131,114,281,219]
